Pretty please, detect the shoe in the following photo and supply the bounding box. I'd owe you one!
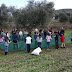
[63,47,65,48]
[56,48,58,50]
[47,49,49,50]
[61,47,62,48]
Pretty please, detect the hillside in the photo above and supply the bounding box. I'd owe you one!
[48,19,72,30]
[55,9,72,14]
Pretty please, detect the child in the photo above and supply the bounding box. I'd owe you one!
[60,33,65,48]
[36,34,42,48]
[71,33,72,44]
[0,35,4,49]
[34,32,38,48]
[46,33,51,50]
[4,36,10,55]
[1,31,4,36]
[25,34,32,53]
[34,32,38,40]
[0,35,4,42]
[54,32,59,49]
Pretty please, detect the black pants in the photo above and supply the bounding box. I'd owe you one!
[55,41,59,49]
[38,42,41,48]
[13,40,17,43]
[71,39,72,42]
[26,44,31,53]
[5,52,8,55]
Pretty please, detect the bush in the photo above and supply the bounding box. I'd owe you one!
[59,13,68,22]
[69,16,72,23]
[55,14,59,19]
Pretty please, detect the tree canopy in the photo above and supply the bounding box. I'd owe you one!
[0,0,54,29]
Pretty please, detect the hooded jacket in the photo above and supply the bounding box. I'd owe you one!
[60,35,65,42]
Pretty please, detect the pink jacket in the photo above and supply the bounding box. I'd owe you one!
[0,37,4,42]
[46,35,51,42]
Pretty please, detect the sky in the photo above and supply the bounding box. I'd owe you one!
[0,0,72,10]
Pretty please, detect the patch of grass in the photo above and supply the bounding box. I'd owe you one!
[0,41,72,72]
[0,30,72,72]
[65,30,72,36]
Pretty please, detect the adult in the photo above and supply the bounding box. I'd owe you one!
[6,32,10,39]
[35,28,39,34]
[34,32,38,40]
[60,27,65,36]
[11,29,15,35]
[0,29,2,35]
[50,28,54,34]
[19,30,23,35]
[13,32,18,43]
[13,32,19,50]
[44,29,47,39]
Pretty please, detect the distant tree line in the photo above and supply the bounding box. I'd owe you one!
[0,0,54,29]
[55,11,72,23]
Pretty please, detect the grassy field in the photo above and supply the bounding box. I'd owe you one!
[0,30,72,72]
[0,41,72,72]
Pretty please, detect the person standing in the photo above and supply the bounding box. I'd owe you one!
[71,33,72,44]
[36,34,42,48]
[13,32,18,43]
[54,32,59,49]
[0,35,4,49]
[60,27,65,36]
[25,34,32,53]
[34,32,38,40]
[44,30,47,39]
[4,37,11,55]
[46,33,51,50]
[13,32,19,50]
[34,32,38,48]
[60,33,65,48]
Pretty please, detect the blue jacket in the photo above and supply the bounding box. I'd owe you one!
[13,34,18,41]
[34,34,38,40]
[55,34,59,41]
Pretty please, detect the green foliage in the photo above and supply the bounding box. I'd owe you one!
[0,4,9,28]
[13,0,54,29]
[69,16,72,23]
[55,14,59,19]
[59,13,68,22]
[0,0,54,29]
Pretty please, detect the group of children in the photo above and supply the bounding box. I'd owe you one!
[0,27,72,55]
[25,28,66,53]
[0,29,11,55]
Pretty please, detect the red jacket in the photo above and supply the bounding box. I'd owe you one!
[51,30,54,33]
[60,35,65,42]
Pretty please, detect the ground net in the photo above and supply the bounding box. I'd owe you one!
[0,35,71,51]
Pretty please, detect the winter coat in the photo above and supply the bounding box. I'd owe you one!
[60,35,65,42]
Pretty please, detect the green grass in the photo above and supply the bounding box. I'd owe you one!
[65,30,72,36]
[0,41,72,72]
[0,30,72,72]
